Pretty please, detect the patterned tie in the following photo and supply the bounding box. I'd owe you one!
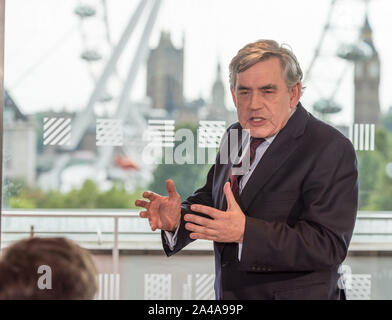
[229,137,265,202]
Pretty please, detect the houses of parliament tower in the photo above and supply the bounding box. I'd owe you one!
[354,15,380,124]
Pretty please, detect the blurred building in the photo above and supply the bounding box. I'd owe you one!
[205,62,237,124]
[354,15,380,124]
[146,31,184,118]
[3,90,37,186]
[146,34,236,125]
[207,63,226,120]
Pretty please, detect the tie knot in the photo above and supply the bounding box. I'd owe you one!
[249,137,265,165]
[232,137,265,170]
[250,137,265,152]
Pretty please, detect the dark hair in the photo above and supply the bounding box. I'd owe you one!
[0,237,98,300]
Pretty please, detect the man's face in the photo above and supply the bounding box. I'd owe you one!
[231,57,300,138]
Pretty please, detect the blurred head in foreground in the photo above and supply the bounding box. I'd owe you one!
[0,237,97,300]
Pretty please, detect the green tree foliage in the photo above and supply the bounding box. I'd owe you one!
[357,126,392,210]
[365,166,392,210]
[382,107,392,134]
[6,179,143,209]
[97,184,143,209]
[148,122,213,200]
[149,162,211,200]
[356,150,384,208]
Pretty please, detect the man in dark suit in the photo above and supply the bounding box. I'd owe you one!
[135,39,358,300]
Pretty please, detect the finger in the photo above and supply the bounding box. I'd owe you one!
[224,182,239,210]
[135,199,150,209]
[148,217,158,231]
[143,191,159,201]
[185,223,217,236]
[190,204,220,219]
[166,179,179,199]
[139,211,149,218]
[189,232,216,241]
[184,214,214,228]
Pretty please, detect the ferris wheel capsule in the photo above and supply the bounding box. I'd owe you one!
[313,99,342,115]
[74,5,96,18]
[81,49,102,62]
[337,42,372,62]
[99,92,113,103]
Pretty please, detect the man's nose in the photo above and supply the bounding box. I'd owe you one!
[250,92,264,110]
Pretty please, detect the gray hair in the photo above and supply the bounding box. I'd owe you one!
[229,39,304,93]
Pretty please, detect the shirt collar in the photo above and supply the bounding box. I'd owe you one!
[264,133,277,145]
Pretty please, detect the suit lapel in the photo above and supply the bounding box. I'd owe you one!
[215,123,244,255]
[239,132,298,212]
[218,166,230,211]
[216,122,245,212]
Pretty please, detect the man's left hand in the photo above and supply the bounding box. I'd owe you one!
[184,182,246,243]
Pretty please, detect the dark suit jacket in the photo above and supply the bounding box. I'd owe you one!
[162,102,358,300]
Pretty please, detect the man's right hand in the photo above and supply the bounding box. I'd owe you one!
[135,179,181,232]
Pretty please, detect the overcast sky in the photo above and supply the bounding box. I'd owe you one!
[4,0,392,126]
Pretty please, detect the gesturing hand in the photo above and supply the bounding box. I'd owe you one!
[184,182,246,243]
[135,179,181,232]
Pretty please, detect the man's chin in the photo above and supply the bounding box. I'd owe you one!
[249,127,272,138]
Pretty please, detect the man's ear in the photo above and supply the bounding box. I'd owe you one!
[289,82,301,108]
[230,87,238,109]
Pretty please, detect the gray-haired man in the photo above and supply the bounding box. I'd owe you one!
[136,39,358,300]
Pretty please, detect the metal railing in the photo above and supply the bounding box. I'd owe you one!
[2,209,392,274]
[1,209,144,274]
[2,210,392,300]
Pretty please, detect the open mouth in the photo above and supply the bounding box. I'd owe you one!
[249,117,266,126]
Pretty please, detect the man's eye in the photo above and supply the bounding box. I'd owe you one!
[239,91,249,95]
[264,90,273,94]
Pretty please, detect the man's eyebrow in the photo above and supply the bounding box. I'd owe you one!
[236,84,278,91]
[237,85,251,91]
[258,84,277,90]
